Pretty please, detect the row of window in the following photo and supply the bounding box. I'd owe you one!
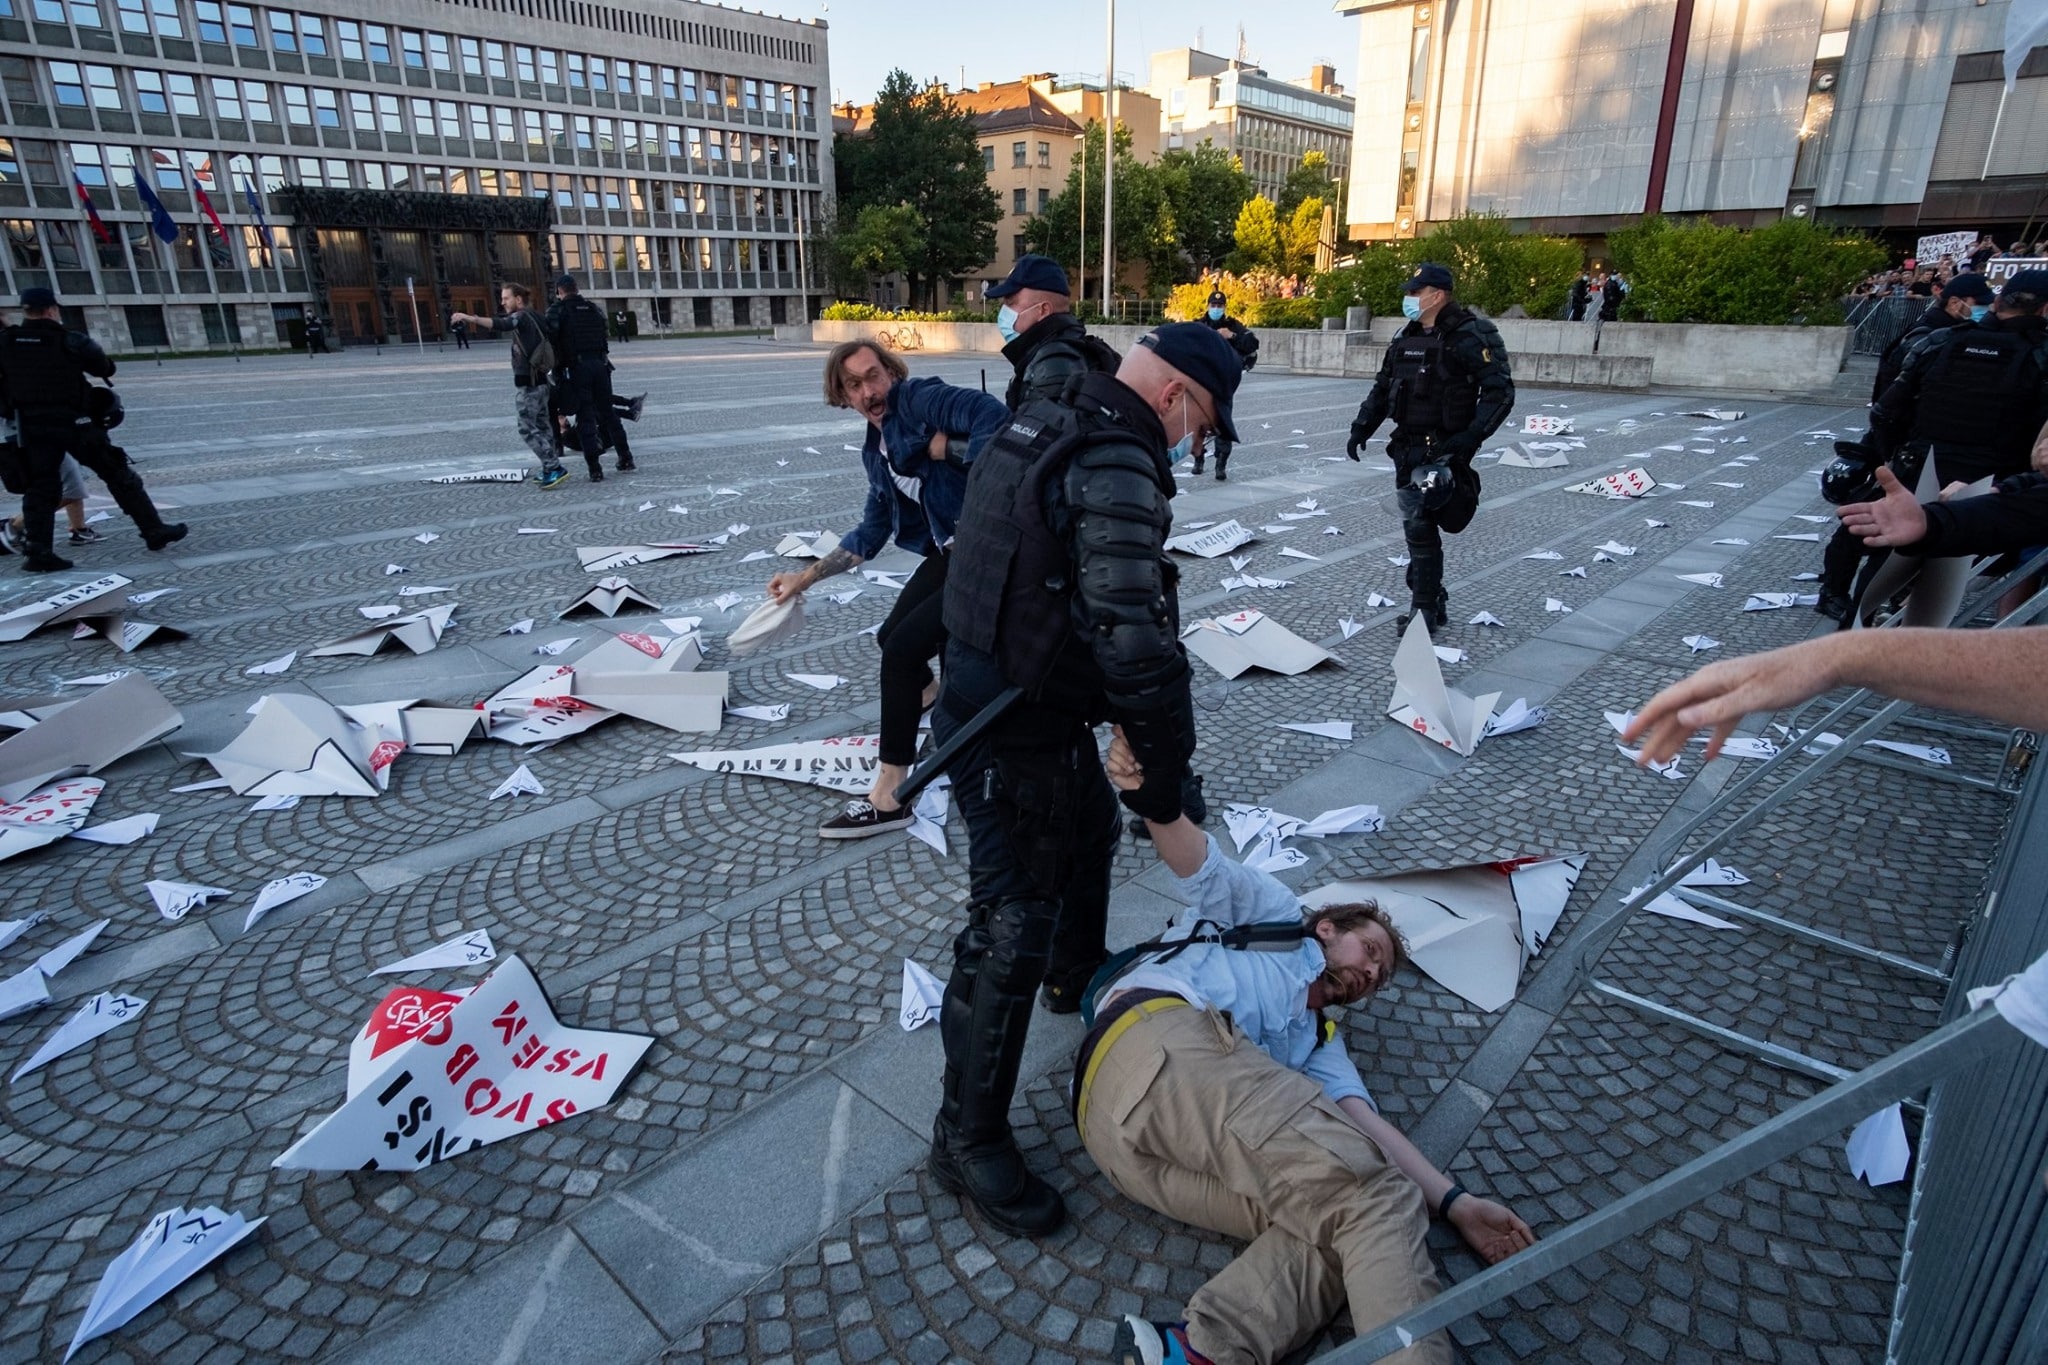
[980,140,1056,171]
[1010,186,1051,216]
[15,0,817,116]
[551,231,798,277]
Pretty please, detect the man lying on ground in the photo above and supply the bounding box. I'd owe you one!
[1084,729,1534,1365]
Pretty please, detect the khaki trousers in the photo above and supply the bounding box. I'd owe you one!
[1079,1005,1449,1365]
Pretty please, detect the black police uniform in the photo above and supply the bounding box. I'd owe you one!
[545,289,635,477]
[1193,309,1257,478]
[1348,302,1515,629]
[0,318,180,564]
[1567,276,1590,322]
[929,369,1202,1237]
[1868,311,2048,490]
[1001,311,1119,412]
[1599,276,1625,322]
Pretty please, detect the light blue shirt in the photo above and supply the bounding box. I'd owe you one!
[1106,835,1373,1109]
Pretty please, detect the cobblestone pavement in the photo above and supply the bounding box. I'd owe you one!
[0,338,2013,1364]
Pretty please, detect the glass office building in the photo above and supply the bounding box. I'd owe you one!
[0,0,830,349]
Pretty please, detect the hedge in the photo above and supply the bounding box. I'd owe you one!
[1607,216,1885,326]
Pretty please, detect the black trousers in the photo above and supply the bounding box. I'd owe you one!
[562,356,632,465]
[18,415,167,555]
[874,551,949,767]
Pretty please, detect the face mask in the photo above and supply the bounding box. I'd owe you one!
[1401,295,1423,322]
[996,304,1020,342]
[1972,305,1991,323]
[1168,394,1197,463]
[1207,306,1225,321]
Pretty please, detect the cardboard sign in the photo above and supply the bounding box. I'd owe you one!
[1915,230,1977,266]
[276,955,651,1171]
[672,735,884,793]
[1986,257,2048,291]
[1521,414,1574,436]
[1567,467,1657,499]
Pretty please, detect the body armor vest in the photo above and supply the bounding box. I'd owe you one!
[0,321,92,417]
[1911,323,2046,476]
[1386,313,1479,438]
[555,297,610,363]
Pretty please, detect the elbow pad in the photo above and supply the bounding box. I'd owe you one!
[1068,447,1180,696]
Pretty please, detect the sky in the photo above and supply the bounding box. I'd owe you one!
[785,0,1358,108]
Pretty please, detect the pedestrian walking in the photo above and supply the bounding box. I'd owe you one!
[451,284,569,489]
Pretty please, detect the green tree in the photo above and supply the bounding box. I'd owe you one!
[1282,196,1325,276]
[825,203,924,296]
[1231,196,1284,273]
[832,69,1000,309]
[1021,121,1181,295]
[1277,149,1337,221]
[1155,140,1254,275]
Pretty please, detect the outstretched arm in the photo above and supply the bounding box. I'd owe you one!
[1105,728,1204,877]
[1334,1097,1535,1265]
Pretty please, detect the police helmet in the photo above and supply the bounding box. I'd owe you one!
[1819,442,1875,505]
[1411,461,1456,512]
[85,385,124,431]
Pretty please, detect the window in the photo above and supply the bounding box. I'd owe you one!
[743,78,759,111]
[243,79,272,121]
[297,13,323,54]
[70,142,106,186]
[336,19,361,59]
[167,72,199,115]
[660,66,679,100]
[577,175,596,207]
[467,103,487,140]
[572,114,592,149]
[135,69,168,113]
[492,106,513,142]
[486,42,507,79]
[981,145,993,172]
[596,117,616,152]
[153,149,183,188]
[545,110,565,146]
[514,46,536,82]
[1013,234,1027,260]
[376,92,400,132]
[400,29,424,68]
[282,83,310,124]
[436,99,458,138]
[682,69,698,102]
[602,176,621,209]
[459,37,481,76]
[366,24,390,64]
[538,49,559,85]
[427,32,450,72]
[38,0,103,26]
[348,90,372,129]
[635,63,653,97]
[209,74,241,119]
[1037,188,1049,213]
[408,96,430,132]
[521,108,542,144]
[51,62,86,106]
[194,0,225,40]
[1038,141,1051,166]
[1012,141,1026,168]
[115,0,177,34]
[1012,187,1026,214]
[686,127,702,161]
[589,56,608,92]
[664,124,682,156]
[566,53,585,88]
[226,4,255,46]
[267,10,294,50]
[313,86,337,126]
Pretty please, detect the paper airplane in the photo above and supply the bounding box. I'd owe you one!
[1433,645,1466,663]
[1182,610,1338,679]
[1387,615,1499,757]
[358,604,401,620]
[0,779,104,862]
[1678,500,1716,508]
[0,673,181,804]
[1221,574,1292,591]
[485,632,725,744]
[1229,555,1250,571]
[712,486,742,495]
[727,596,805,657]
[672,735,884,793]
[517,527,557,535]
[1366,592,1396,608]
[70,812,157,846]
[575,544,715,572]
[495,619,533,638]
[1545,598,1572,613]
[1522,414,1574,435]
[1285,443,1311,450]
[195,694,402,797]
[62,1204,264,1360]
[776,532,831,559]
[727,704,791,722]
[788,673,848,690]
[1523,550,1563,561]
[825,590,863,605]
[145,880,230,921]
[413,532,439,544]
[1388,554,1410,567]
[58,670,132,687]
[0,919,108,1021]
[1680,409,1745,421]
[900,959,944,1030]
[561,577,661,619]
[1323,526,1343,536]
[126,589,178,604]
[311,604,456,658]
[906,782,950,856]
[1277,721,1354,741]
[1303,853,1587,1010]
[0,574,143,645]
[385,564,407,574]
[1709,482,1746,489]
[1773,533,1822,543]
[1702,736,1780,760]
[250,793,300,811]
[12,990,147,1083]
[245,652,296,676]
[1165,521,1254,558]
[1560,566,1587,578]
[1676,573,1724,588]
[395,585,449,598]
[274,955,653,1172]
[1645,518,1670,529]
[726,522,750,536]
[1294,804,1383,837]
[534,638,576,656]
[1682,634,1721,653]
[1338,618,1363,639]
[1278,547,1321,562]
[0,913,48,953]
[740,549,772,562]
[1484,699,1547,737]
[244,873,326,931]
[488,765,546,800]
[1246,842,1309,874]
[1794,514,1832,524]
[1497,443,1571,468]
[1847,1104,1910,1186]
[668,505,688,514]
[712,592,745,613]
[426,468,524,483]
[1621,880,1738,928]
[1711,538,1750,547]
[1467,612,1504,628]
[1594,542,1637,557]
[372,928,496,976]
[1616,743,1684,780]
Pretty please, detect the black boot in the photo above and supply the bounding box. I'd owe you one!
[144,522,187,551]
[585,458,604,482]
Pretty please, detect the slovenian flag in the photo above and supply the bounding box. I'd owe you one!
[73,173,112,245]
[192,179,228,240]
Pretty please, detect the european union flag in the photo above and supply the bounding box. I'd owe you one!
[132,169,178,245]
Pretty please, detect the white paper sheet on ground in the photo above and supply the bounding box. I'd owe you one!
[497,619,535,638]
[900,958,944,1030]
[1521,550,1564,561]
[1522,414,1574,435]
[711,592,745,614]
[571,670,727,734]
[739,549,772,562]
[1260,525,1299,536]
[1244,840,1309,874]
[668,505,688,514]
[1498,443,1571,468]
[726,523,751,536]
[1303,854,1585,1009]
[561,577,661,619]
[534,638,577,656]
[1646,518,1670,528]
[426,468,524,484]
[169,779,227,793]
[906,782,950,857]
[251,793,300,811]
[372,928,496,976]
[1710,481,1746,489]
[1698,736,1779,760]
[385,564,406,575]
[726,596,805,657]
[1847,1104,1911,1186]
[788,673,848,690]
[245,652,296,676]
[1338,618,1364,639]
[196,693,401,797]
[58,671,131,687]
[1568,469,1657,498]
[70,812,157,845]
[517,528,558,536]
[673,735,883,793]
[1790,572,1821,582]
[1165,522,1256,558]
[1616,743,1685,780]
[1295,804,1383,837]
[0,779,104,861]
[1367,592,1396,607]
[1677,500,1716,509]
[1631,885,1741,929]
[125,588,177,604]
[310,603,455,658]
[712,486,742,495]
[11,990,147,1082]
[1681,409,1745,421]
[1387,615,1499,757]
[276,954,652,1172]
[1278,547,1321,561]
[145,880,229,921]
[775,532,831,558]
[1594,553,1614,564]
[488,765,546,801]
[1773,533,1822,542]
[245,872,326,931]
[575,544,714,573]
[636,502,655,512]
[1433,645,1467,663]
[726,704,791,722]
[1277,721,1354,741]
[64,1205,266,1362]
[358,605,401,621]
[1744,593,1819,612]
[0,574,131,643]
[1222,804,1275,853]
[0,913,47,952]
[1182,610,1338,679]
[1683,634,1720,653]
[1221,574,1293,591]
[819,590,862,607]
[1485,699,1547,737]
[1323,526,1344,536]
[861,570,911,590]
[1711,538,1750,546]
[1676,573,1724,588]
[0,922,98,1019]
[0,673,181,804]
[1595,542,1638,558]
[412,532,439,545]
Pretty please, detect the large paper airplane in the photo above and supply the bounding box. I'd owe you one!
[0,573,185,652]
[274,955,652,1171]
[194,694,403,797]
[1387,615,1501,757]
[11,990,147,1083]
[1165,520,1255,558]
[1181,609,1338,679]
[560,576,662,619]
[484,630,727,743]
[0,919,109,1021]
[335,699,485,756]
[64,1205,266,1361]
[309,603,456,658]
[0,778,104,863]
[0,672,182,803]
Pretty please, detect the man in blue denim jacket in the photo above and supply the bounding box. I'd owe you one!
[768,339,1008,837]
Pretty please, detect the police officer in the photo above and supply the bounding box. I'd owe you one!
[1346,263,1515,633]
[988,253,1120,410]
[930,322,1241,1237]
[0,287,184,572]
[545,273,635,481]
[1815,272,1995,621]
[1193,289,1258,480]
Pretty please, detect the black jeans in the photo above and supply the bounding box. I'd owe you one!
[17,416,167,554]
[875,551,949,767]
[562,356,632,465]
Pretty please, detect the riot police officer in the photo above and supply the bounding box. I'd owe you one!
[928,323,1240,1237]
[989,253,1120,410]
[0,287,183,572]
[1346,263,1515,633]
[1193,289,1258,480]
[545,274,635,481]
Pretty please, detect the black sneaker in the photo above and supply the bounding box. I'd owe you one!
[818,798,914,839]
[627,392,647,422]
[616,455,637,472]
[143,523,187,551]
[21,551,73,573]
[69,525,103,544]
[1815,592,1851,622]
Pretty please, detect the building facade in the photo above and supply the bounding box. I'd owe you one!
[1342,0,2048,243]
[1143,48,1353,201]
[953,77,1081,298]
[0,0,829,351]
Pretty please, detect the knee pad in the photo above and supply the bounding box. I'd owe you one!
[979,895,1059,990]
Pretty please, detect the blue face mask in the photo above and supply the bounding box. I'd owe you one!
[1972,305,1992,323]
[1207,306,1225,321]
[1401,294,1423,322]
[1168,395,1197,463]
[996,304,1020,342]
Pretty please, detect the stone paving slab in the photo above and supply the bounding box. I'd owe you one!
[0,344,2013,1363]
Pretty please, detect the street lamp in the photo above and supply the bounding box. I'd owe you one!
[1075,130,1087,304]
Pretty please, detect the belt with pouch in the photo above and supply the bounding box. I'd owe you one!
[1071,988,1188,1139]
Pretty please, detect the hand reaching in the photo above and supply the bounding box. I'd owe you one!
[766,571,806,603]
[1448,1196,1537,1265]
[1622,639,1843,764]
[1837,465,1927,547]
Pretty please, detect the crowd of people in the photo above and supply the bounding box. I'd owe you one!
[1852,233,2048,301]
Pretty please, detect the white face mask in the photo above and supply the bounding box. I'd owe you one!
[1401,294,1424,322]
[997,304,1021,342]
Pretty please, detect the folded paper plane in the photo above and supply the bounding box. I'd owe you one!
[1522,414,1574,435]
[575,544,715,573]
[359,605,401,620]
[1523,550,1563,561]
[245,872,326,931]
[1545,598,1572,613]
[1278,547,1320,562]
[900,959,944,1030]
[1681,409,1745,421]
[489,765,546,800]
[561,577,661,619]
[1302,853,1587,1010]
[1683,634,1721,653]
[788,673,848,690]
[1497,443,1570,468]
[1847,1104,1910,1186]
[245,652,295,676]
[1676,573,1724,588]
[0,779,103,862]
[413,532,439,545]
[309,603,455,658]
[485,631,725,743]
[1468,612,1504,628]
[196,694,402,797]
[0,920,108,1020]
[396,586,449,598]
[335,699,485,757]
[1182,609,1337,680]
[385,564,406,575]
[1484,699,1547,737]
[0,673,181,804]
[776,532,832,559]
[64,1205,264,1362]
[146,880,230,921]
[727,703,790,722]
[726,596,805,657]
[12,990,146,1083]
[1338,618,1363,639]
[372,928,496,976]
[673,735,883,793]
[1387,615,1500,757]
[276,955,652,1172]
[0,574,127,643]
[71,812,157,846]
[906,782,950,856]
[1366,592,1395,608]
[1277,721,1354,741]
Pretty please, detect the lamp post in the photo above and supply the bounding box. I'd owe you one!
[1075,130,1087,304]
[1101,0,1115,315]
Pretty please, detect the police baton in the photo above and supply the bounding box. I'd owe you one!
[892,685,1023,807]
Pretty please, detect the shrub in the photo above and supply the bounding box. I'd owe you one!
[1164,275,1261,322]
[1312,244,1413,319]
[1253,298,1322,329]
[1305,216,1579,321]
[1609,216,1885,325]
[819,302,961,322]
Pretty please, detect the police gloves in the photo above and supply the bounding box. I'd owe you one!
[1440,432,1481,464]
[1118,771,1185,825]
[1346,423,1374,460]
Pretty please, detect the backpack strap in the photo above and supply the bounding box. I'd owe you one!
[1079,917,1312,1025]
